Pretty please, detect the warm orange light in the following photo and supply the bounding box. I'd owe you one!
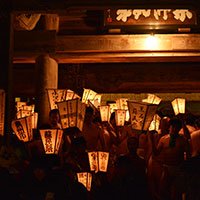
[100,106,111,122]
[77,172,92,191]
[171,98,185,115]
[145,35,158,50]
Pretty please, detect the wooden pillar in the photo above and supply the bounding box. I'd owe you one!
[35,55,58,127]
[0,9,14,145]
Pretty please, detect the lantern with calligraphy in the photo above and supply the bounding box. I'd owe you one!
[149,114,161,131]
[22,105,35,113]
[88,151,109,173]
[142,94,162,105]
[40,129,63,154]
[108,103,117,114]
[11,116,33,142]
[77,172,92,191]
[65,89,81,101]
[128,101,158,132]
[171,98,186,116]
[116,98,128,110]
[82,88,97,104]
[57,98,86,132]
[100,106,111,122]
[115,109,126,126]
[16,102,27,111]
[47,89,67,110]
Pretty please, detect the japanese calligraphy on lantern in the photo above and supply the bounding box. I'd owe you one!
[142,94,162,105]
[104,9,196,26]
[47,89,67,110]
[98,151,109,172]
[100,106,111,122]
[77,172,92,191]
[88,152,98,173]
[40,129,63,154]
[11,116,33,142]
[128,101,158,131]
[0,90,5,136]
[115,109,126,126]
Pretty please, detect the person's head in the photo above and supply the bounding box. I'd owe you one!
[160,116,170,135]
[71,137,87,153]
[110,112,116,127]
[84,107,94,124]
[168,117,182,136]
[185,113,196,126]
[194,118,200,130]
[49,109,60,127]
[127,137,139,154]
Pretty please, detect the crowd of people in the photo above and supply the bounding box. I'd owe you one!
[1,106,200,200]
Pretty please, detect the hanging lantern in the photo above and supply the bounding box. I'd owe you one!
[40,129,63,154]
[31,112,38,129]
[142,94,161,105]
[115,109,126,126]
[149,114,161,131]
[16,110,32,119]
[82,88,97,104]
[0,90,5,136]
[128,101,158,132]
[66,89,81,101]
[100,106,111,122]
[171,98,186,115]
[11,116,33,142]
[57,98,86,132]
[16,102,27,111]
[116,98,128,110]
[88,151,109,173]
[77,172,92,191]
[22,105,35,113]
[90,94,101,108]
[108,103,117,114]
[125,110,130,122]
[47,89,67,110]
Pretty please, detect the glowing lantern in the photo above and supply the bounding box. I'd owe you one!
[57,98,86,132]
[40,129,63,154]
[16,110,32,119]
[77,172,92,191]
[65,89,81,101]
[100,106,111,122]
[11,116,33,142]
[88,151,109,173]
[142,94,162,105]
[0,90,6,136]
[115,109,126,126]
[125,110,130,122]
[31,113,38,129]
[91,94,101,108]
[47,89,67,110]
[116,98,128,110]
[149,114,161,131]
[128,101,158,132]
[108,103,117,114]
[82,88,97,104]
[171,98,186,115]
[16,102,26,111]
[22,105,35,113]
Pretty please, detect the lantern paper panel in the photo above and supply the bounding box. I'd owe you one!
[149,114,161,131]
[171,98,185,116]
[128,101,158,131]
[109,103,117,114]
[100,106,111,122]
[77,172,92,191]
[16,110,31,119]
[88,152,98,173]
[17,102,27,111]
[126,110,130,122]
[116,98,128,110]
[0,90,5,136]
[11,116,33,142]
[66,89,81,101]
[22,105,35,113]
[90,94,101,108]
[57,99,86,131]
[142,94,161,105]
[98,151,109,172]
[40,129,63,154]
[82,88,97,104]
[31,112,38,129]
[115,109,126,126]
[47,89,67,110]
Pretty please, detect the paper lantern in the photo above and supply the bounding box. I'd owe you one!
[66,89,81,101]
[128,101,158,132]
[100,106,111,122]
[31,112,38,129]
[11,116,33,142]
[16,102,26,111]
[22,105,35,113]
[57,98,86,131]
[90,94,101,108]
[142,94,161,105]
[116,98,128,110]
[16,110,32,119]
[47,89,67,110]
[0,90,5,136]
[125,110,130,122]
[88,151,109,173]
[108,103,117,114]
[149,114,161,131]
[40,129,63,154]
[82,88,97,104]
[77,172,92,191]
[115,109,126,126]
[171,98,186,115]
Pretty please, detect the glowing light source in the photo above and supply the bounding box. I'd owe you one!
[77,172,92,191]
[142,93,162,105]
[115,109,126,126]
[171,98,185,115]
[100,106,111,122]
[145,35,158,50]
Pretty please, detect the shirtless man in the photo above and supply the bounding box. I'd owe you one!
[150,117,190,200]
